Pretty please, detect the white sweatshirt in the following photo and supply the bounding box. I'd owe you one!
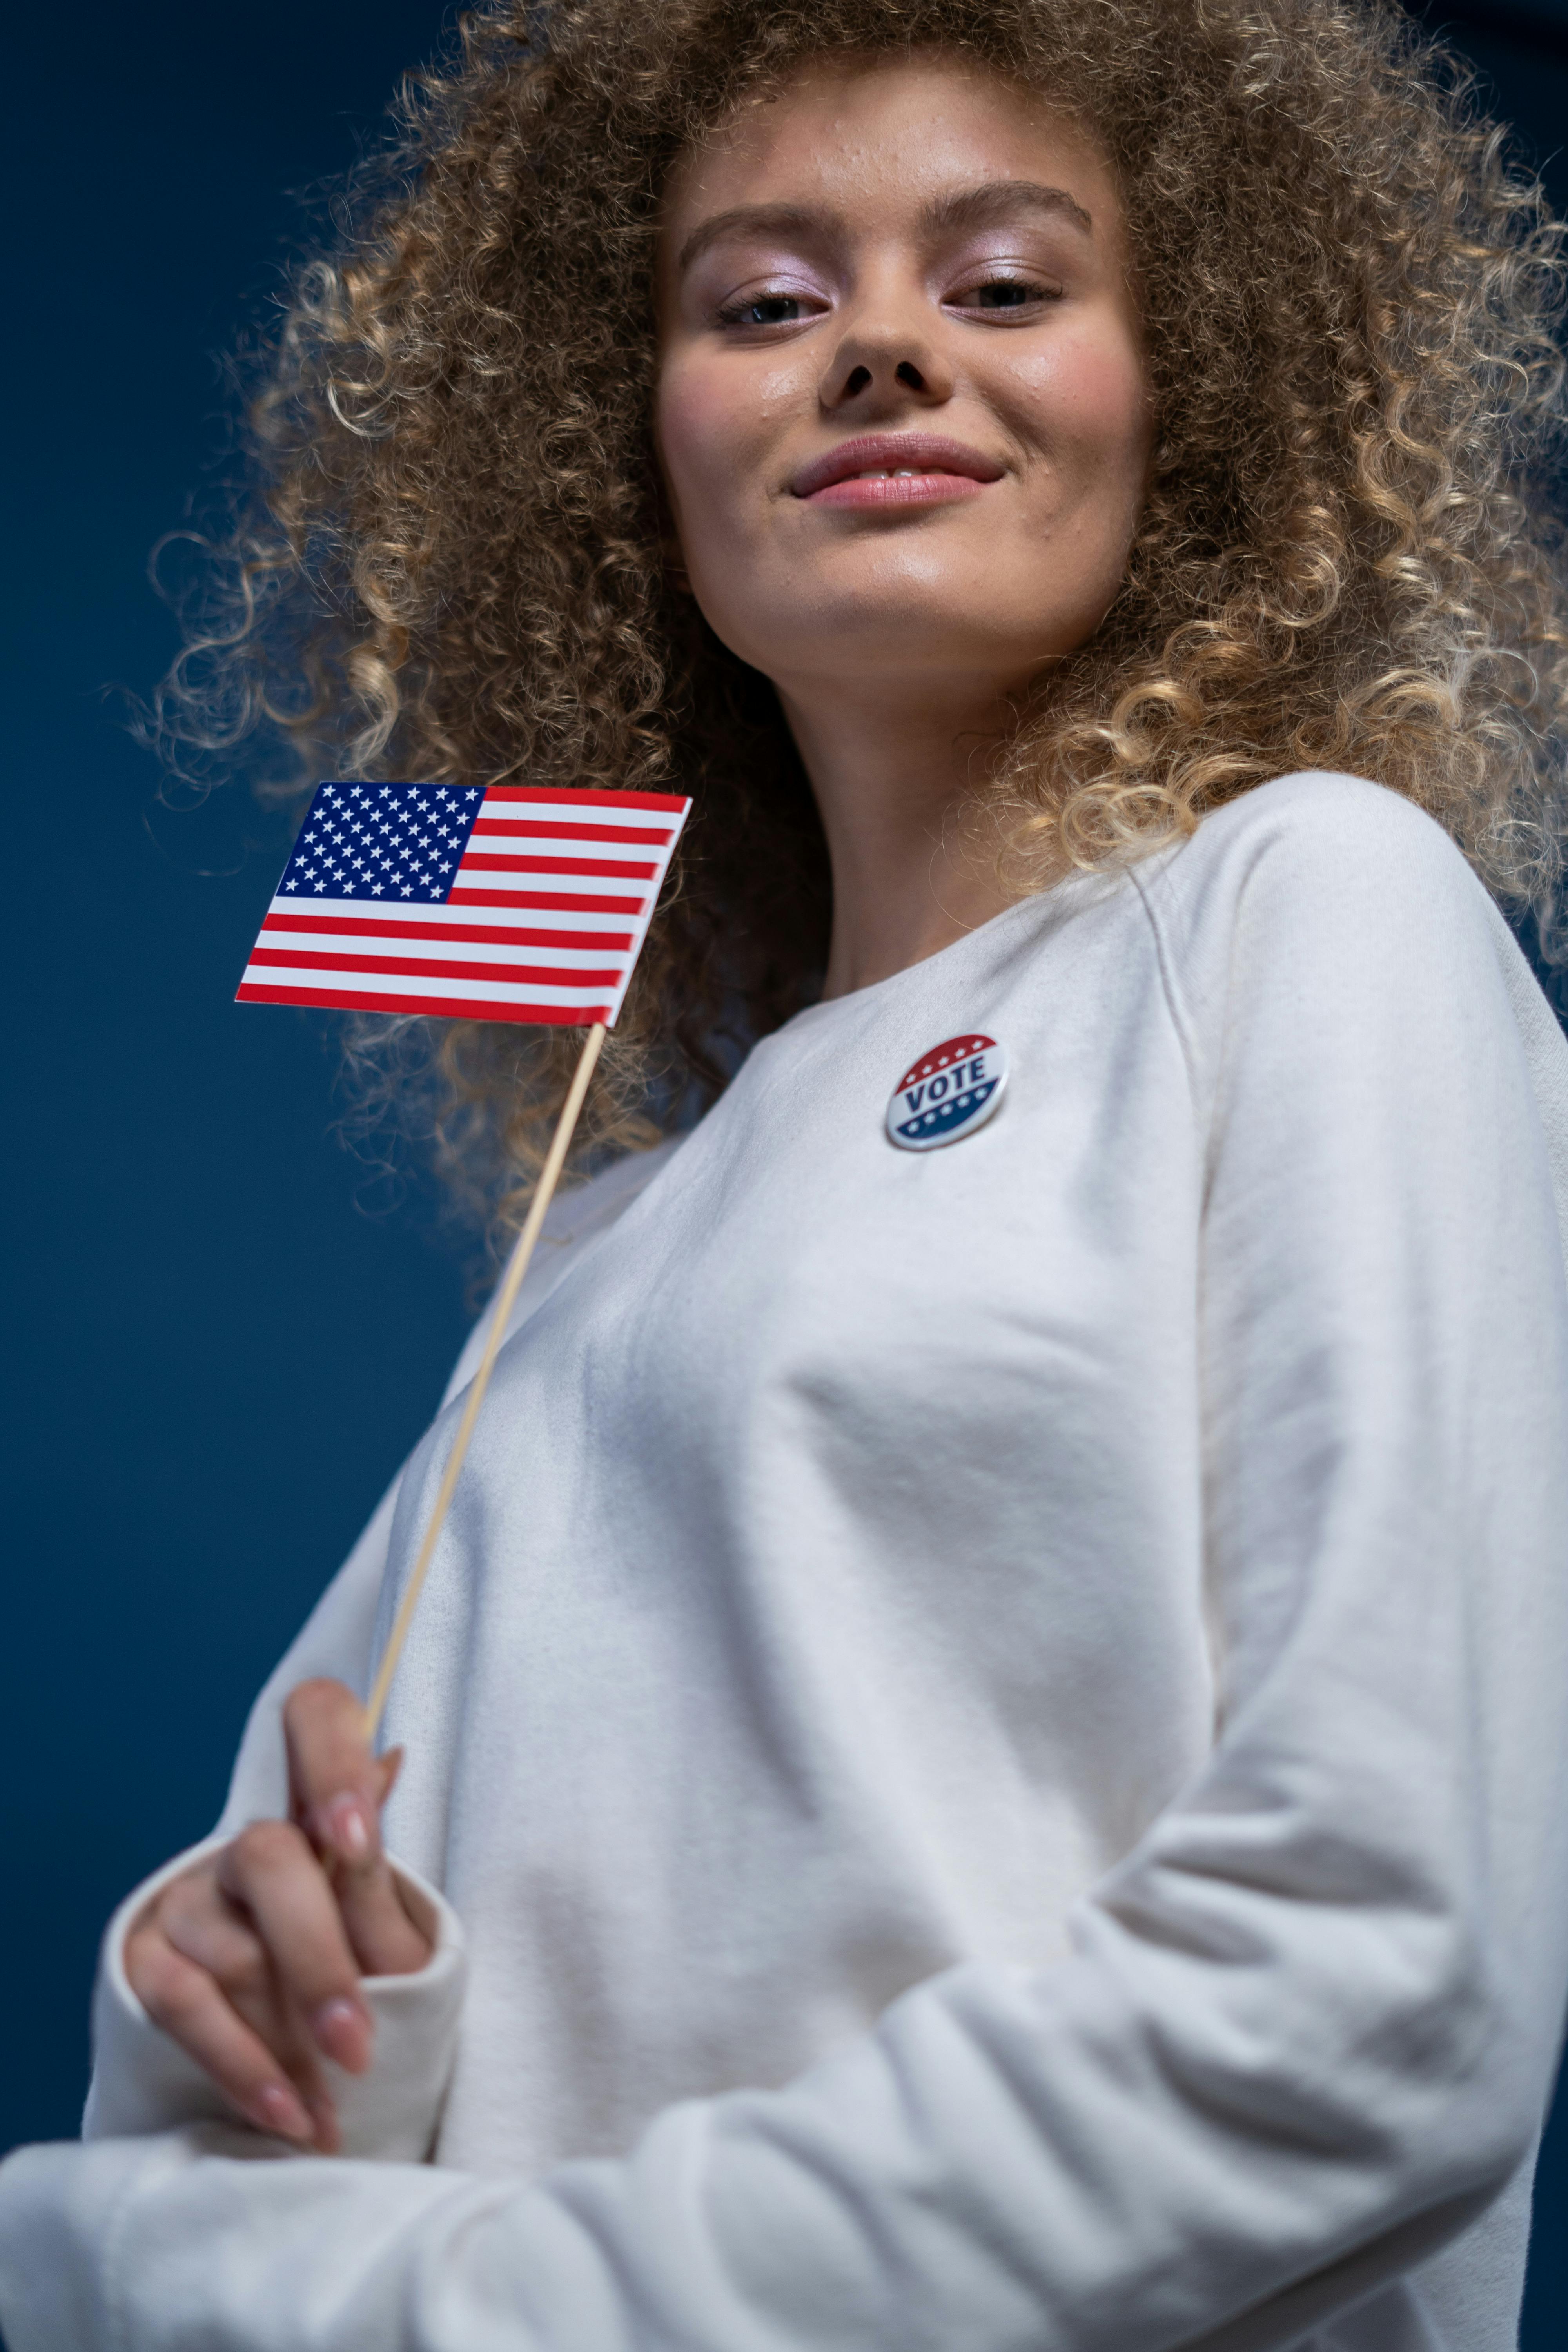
[3,771,1568,2352]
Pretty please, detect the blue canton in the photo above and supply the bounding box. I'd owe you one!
[278,782,486,904]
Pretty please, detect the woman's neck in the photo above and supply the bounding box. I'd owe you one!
[775,670,1029,1000]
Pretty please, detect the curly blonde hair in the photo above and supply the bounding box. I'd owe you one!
[160,0,1568,1237]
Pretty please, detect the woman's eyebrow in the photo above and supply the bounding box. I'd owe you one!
[923,181,1094,239]
[673,181,1092,278]
[675,204,836,275]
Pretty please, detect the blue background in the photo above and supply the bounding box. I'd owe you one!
[1,0,1564,2333]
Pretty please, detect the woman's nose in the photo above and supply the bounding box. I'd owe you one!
[819,321,954,410]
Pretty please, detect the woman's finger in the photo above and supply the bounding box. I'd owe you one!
[158,1869,274,2006]
[124,1922,319,2145]
[131,1869,341,2146]
[330,1753,435,1975]
[160,1897,332,2127]
[283,1679,387,1871]
[217,1820,374,2074]
[156,1871,325,2081]
[334,1854,436,1979]
[283,1687,434,1977]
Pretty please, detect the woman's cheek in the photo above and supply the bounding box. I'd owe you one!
[658,350,808,542]
[659,355,748,485]
[1001,329,1149,482]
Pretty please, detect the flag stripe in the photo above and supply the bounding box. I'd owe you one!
[450,867,650,896]
[249,949,624,985]
[457,853,658,880]
[482,787,686,813]
[470,819,674,846]
[237,981,610,1023]
[260,907,636,942]
[260,913,635,951]
[445,887,648,913]
[240,969,606,1007]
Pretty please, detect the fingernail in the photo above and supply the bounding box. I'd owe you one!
[311,1994,370,2067]
[325,1794,371,1862]
[255,2082,312,2141]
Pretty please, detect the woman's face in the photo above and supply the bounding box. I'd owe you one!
[656,52,1151,708]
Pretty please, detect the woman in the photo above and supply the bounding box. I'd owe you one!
[3,1,1567,2345]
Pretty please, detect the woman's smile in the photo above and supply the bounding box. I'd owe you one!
[788,431,1004,508]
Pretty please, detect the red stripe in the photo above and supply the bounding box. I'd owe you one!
[457,853,656,879]
[261,913,635,950]
[237,982,610,1026]
[481,787,687,811]
[448,887,647,913]
[252,948,624,986]
[470,818,673,846]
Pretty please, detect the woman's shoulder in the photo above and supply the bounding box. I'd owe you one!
[1134,768,1508,984]
[1163,769,1485,907]
[1133,770,1568,1145]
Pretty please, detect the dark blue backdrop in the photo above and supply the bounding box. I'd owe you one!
[1,0,1564,2335]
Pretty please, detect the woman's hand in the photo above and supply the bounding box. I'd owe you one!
[124,1679,432,2151]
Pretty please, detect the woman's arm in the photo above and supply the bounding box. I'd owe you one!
[114,1684,437,2150]
[76,1480,420,2151]
[80,1501,466,2161]
[4,789,1564,2351]
[73,1147,682,2162]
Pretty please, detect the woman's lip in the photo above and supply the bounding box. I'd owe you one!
[805,472,989,510]
[789,435,1006,500]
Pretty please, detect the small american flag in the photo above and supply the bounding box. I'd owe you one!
[237,780,691,1027]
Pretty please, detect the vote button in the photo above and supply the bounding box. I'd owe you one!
[886,1033,1009,1151]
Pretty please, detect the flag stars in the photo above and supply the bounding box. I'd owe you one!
[276,780,489,908]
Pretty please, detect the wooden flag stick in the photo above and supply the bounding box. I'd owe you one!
[362,1020,608,1742]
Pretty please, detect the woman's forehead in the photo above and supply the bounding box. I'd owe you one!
[659,50,1114,242]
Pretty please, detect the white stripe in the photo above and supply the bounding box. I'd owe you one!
[267,896,640,935]
[465,830,668,861]
[252,932,631,972]
[241,964,615,1009]
[448,868,653,902]
[476,800,680,833]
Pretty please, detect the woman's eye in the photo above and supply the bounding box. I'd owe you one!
[951,276,1059,316]
[717,292,808,328]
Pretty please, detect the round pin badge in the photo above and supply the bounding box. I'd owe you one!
[886,1033,1009,1151]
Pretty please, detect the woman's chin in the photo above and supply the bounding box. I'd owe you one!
[735,609,1065,701]
[701,548,1097,694]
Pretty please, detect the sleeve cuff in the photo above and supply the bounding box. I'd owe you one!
[82,1836,468,2163]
